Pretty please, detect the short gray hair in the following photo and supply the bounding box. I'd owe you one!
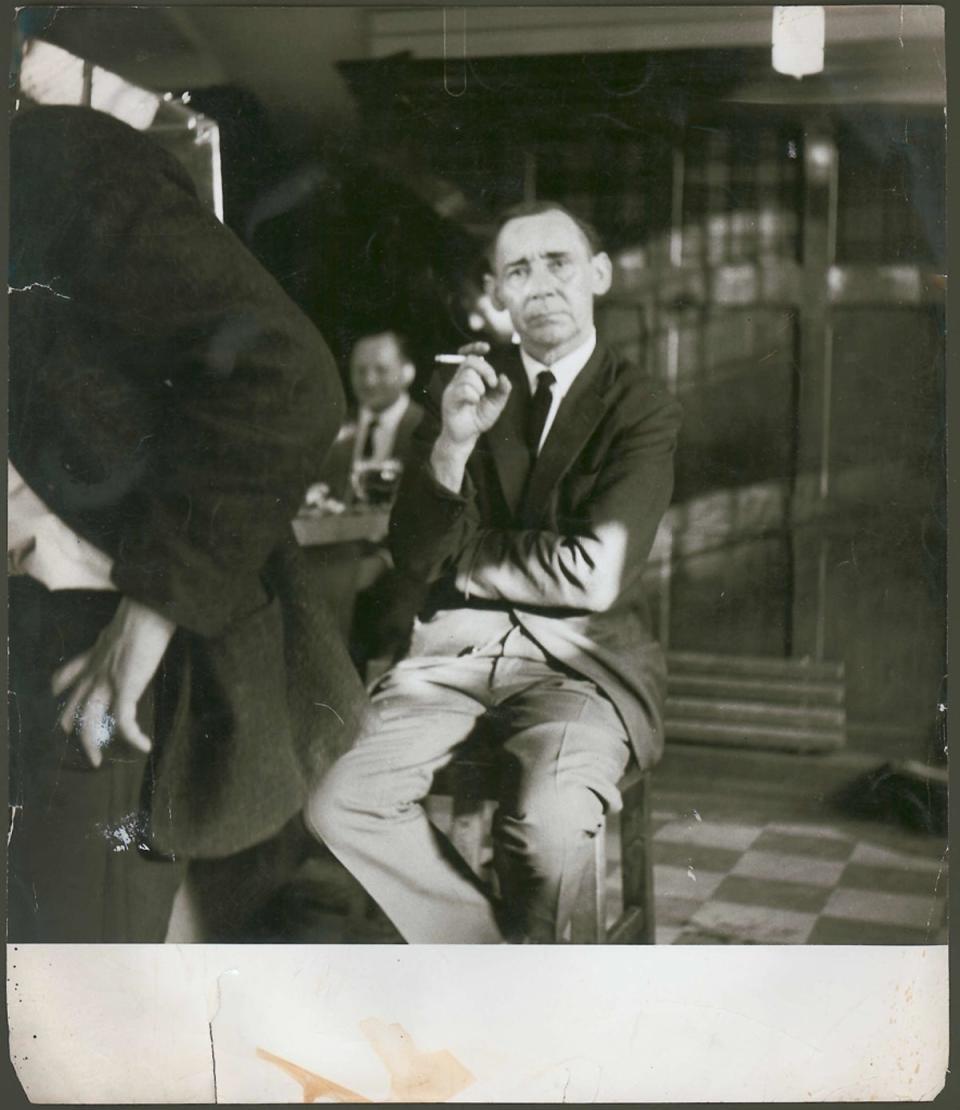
[485,200,604,270]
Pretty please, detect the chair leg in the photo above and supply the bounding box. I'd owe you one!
[439,763,653,945]
[617,772,656,943]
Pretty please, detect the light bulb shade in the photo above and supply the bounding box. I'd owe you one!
[772,6,825,79]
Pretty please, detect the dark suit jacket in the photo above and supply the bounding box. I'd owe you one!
[9,106,367,858]
[389,342,682,767]
[320,399,425,502]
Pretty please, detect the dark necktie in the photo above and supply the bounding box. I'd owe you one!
[526,370,556,456]
[360,416,380,460]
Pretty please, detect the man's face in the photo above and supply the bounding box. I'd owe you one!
[489,210,612,364]
[350,332,414,413]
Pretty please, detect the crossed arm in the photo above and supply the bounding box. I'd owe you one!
[458,428,676,613]
[389,358,680,614]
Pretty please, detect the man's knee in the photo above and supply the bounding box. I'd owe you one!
[303,757,362,846]
[495,782,605,870]
[304,744,435,847]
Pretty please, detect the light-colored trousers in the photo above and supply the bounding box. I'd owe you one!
[305,609,630,943]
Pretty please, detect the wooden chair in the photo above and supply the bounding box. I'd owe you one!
[430,754,656,944]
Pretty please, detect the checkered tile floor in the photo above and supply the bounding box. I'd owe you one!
[603,809,949,945]
[282,773,948,945]
[418,795,948,945]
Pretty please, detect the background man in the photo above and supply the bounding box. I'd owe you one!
[311,327,426,672]
[318,328,424,502]
[308,200,682,943]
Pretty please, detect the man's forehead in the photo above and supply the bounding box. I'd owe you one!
[495,211,590,263]
[353,332,400,360]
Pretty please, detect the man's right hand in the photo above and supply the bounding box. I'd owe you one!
[430,342,512,493]
[440,342,512,447]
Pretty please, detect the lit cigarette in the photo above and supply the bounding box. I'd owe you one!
[434,353,467,365]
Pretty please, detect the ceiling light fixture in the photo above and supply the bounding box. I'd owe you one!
[772,6,825,78]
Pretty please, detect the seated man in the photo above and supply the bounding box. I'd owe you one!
[307,201,681,943]
[315,327,426,670]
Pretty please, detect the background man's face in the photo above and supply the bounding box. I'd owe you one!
[350,332,414,413]
[490,210,611,363]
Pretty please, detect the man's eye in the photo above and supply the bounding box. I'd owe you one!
[550,257,572,274]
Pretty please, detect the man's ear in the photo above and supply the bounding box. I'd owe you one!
[484,272,506,312]
[591,251,613,296]
[401,361,416,387]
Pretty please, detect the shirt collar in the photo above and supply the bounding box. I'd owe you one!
[519,328,597,399]
[358,391,410,432]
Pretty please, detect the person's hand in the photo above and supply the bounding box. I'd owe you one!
[51,597,176,768]
[438,341,512,449]
[429,342,512,494]
[8,461,117,591]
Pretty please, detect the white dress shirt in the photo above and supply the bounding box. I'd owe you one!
[353,392,412,465]
[519,328,597,454]
[7,461,116,591]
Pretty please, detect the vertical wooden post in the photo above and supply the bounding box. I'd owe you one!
[791,125,838,661]
[656,138,686,654]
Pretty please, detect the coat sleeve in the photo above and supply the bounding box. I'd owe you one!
[387,370,484,582]
[19,110,346,637]
[456,392,681,612]
[389,364,680,614]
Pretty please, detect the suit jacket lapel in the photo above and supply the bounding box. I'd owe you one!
[481,349,530,517]
[394,399,423,459]
[521,343,611,520]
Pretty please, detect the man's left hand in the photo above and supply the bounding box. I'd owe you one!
[52,597,177,768]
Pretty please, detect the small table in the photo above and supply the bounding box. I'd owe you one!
[292,507,390,547]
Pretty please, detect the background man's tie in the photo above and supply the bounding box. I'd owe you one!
[360,416,380,460]
[526,370,556,456]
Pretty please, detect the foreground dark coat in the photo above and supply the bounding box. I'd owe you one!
[390,341,681,767]
[9,106,366,860]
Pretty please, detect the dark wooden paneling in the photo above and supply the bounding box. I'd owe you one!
[821,519,945,756]
[673,309,796,501]
[829,307,943,475]
[835,114,945,267]
[669,535,790,657]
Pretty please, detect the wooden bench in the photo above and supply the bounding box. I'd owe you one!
[430,757,656,944]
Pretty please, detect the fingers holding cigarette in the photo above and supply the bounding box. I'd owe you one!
[438,349,512,442]
[435,340,491,365]
[437,348,500,392]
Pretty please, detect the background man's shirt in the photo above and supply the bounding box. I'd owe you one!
[354,393,412,464]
